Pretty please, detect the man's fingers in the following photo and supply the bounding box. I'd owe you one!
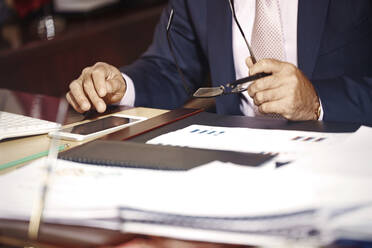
[245,57,254,69]
[91,66,108,97]
[107,77,122,93]
[69,79,91,111]
[258,100,285,116]
[66,92,85,113]
[249,58,284,76]
[105,78,126,102]
[82,76,107,113]
[247,74,283,98]
[253,87,285,106]
[67,63,126,113]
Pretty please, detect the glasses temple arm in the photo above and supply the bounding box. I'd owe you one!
[226,72,271,89]
[228,0,258,64]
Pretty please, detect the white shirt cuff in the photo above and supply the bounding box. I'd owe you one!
[318,98,324,121]
[119,73,136,107]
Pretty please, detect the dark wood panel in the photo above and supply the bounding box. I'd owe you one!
[0,4,165,97]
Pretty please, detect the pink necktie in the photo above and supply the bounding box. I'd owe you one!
[251,0,286,118]
[251,0,286,61]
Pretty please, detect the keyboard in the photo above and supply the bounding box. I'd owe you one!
[0,111,61,141]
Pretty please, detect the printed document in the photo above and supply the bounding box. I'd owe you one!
[147,125,351,162]
[291,125,372,178]
[2,155,372,246]
[1,126,371,246]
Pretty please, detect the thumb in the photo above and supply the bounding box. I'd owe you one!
[245,57,254,69]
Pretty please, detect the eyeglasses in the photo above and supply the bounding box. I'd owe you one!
[166,0,271,98]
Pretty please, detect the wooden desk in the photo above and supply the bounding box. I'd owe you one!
[0,88,168,173]
[0,90,362,248]
[0,89,169,247]
[0,90,228,248]
[0,107,168,173]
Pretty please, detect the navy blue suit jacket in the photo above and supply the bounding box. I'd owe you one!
[121,0,372,125]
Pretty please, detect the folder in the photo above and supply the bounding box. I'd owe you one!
[58,140,275,170]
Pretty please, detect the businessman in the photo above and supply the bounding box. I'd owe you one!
[66,0,372,124]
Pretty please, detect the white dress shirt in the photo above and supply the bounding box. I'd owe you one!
[120,73,136,107]
[120,0,322,119]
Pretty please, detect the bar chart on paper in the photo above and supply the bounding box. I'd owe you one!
[147,125,352,162]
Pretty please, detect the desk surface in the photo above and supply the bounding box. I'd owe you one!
[0,90,240,248]
[0,88,168,172]
[0,89,363,248]
[0,89,171,247]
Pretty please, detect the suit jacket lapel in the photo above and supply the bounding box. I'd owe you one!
[297,0,330,78]
[207,0,242,115]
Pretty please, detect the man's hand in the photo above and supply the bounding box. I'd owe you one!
[66,62,126,113]
[246,58,320,121]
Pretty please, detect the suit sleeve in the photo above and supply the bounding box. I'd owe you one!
[312,76,372,125]
[120,0,208,110]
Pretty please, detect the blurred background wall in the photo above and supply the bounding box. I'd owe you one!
[0,0,167,97]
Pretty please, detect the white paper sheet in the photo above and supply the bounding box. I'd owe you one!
[147,125,351,162]
[291,125,372,178]
[2,157,371,219]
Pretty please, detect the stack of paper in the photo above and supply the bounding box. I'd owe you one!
[2,125,372,246]
[2,135,372,248]
[285,126,372,244]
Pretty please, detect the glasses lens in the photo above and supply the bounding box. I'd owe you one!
[193,87,224,98]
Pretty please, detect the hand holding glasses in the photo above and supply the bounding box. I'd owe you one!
[166,0,271,98]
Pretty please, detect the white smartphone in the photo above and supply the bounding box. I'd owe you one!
[49,114,146,141]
